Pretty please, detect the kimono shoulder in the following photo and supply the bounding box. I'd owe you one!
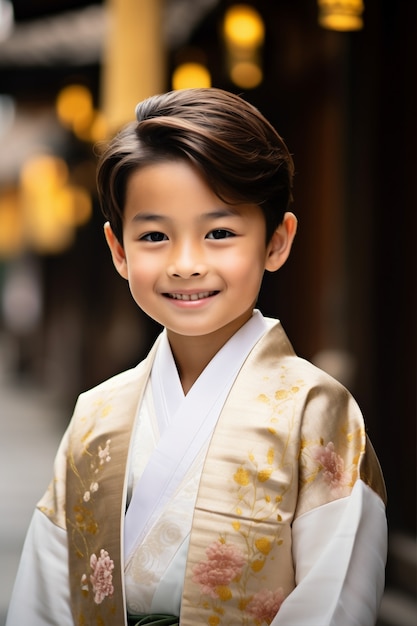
[222,320,386,515]
[73,356,152,424]
[36,338,159,530]
[270,345,387,512]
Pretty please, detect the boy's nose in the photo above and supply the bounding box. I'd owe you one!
[167,241,207,278]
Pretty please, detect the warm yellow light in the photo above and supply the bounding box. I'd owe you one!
[22,193,75,255]
[223,5,264,89]
[318,0,364,31]
[0,187,24,257]
[55,185,92,226]
[56,84,93,130]
[20,155,68,192]
[72,109,108,143]
[88,111,109,143]
[70,186,92,225]
[230,60,263,89]
[224,5,265,48]
[172,63,212,90]
[20,155,92,254]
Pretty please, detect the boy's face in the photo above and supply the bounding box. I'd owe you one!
[105,160,294,348]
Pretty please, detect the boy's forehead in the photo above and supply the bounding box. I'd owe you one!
[125,158,248,205]
[123,162,265,223]
[125,160,213,200]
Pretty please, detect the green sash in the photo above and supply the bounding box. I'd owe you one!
[128,615,179,626]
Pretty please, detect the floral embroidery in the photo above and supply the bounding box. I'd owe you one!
[233,467,250,486]
[312,441,350,496]
[187,376,308,623]
[192,541,246,598]
[98,439,112,465]
[88,549,115,604]
[68,437,116,606]
[191,437,289,623]
[254,537,272,555]
[192,539,285,623]
[185,366,368,624]
[83,481,100,503]
[246,588,285,624]
[73,439,112,510]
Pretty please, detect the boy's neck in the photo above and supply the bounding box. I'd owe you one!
[167,312,254,395]
[170,340,214,395]
[167,333,229,395]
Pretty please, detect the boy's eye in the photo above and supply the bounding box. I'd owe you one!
[206,229,234,240]
[141,232,168,242]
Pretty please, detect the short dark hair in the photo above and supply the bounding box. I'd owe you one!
[97,88,294,245]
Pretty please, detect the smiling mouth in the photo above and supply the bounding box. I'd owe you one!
[165,291,218,301]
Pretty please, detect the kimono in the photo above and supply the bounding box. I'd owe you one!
[6,312,387,626]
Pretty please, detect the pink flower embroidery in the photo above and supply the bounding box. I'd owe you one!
[246,588,285,624]
[192,541,246,598]
[89,549,115,604]
[312,442,350,495]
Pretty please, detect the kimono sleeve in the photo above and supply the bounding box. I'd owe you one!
[295,379,386,516]
[5,509,73,626]
[272,375,388,626]
[271,480,387,625]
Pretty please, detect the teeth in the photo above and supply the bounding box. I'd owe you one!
[169,292,213,301]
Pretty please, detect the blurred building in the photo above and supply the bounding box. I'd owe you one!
[0,1,415,622]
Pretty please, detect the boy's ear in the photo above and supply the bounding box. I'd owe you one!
[104,222,129,279]
[265,212,298,272]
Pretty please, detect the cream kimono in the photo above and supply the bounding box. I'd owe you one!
[6,313,387,626]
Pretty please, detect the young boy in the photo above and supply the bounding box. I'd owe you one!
[6,88,387,626]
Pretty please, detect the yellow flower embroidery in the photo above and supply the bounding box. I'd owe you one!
[258,468,273,482]
[251,558,265,572]
[275,389,288,400]
[216,586,232,601]
[233,467,250,486]
[255,537,272,555]
[257,393,269,403]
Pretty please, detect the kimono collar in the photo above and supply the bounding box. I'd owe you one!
[124,310,269,562]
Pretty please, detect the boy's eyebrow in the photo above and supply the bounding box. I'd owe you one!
[130,208,240,223]
[202,208,240,219]
[131,212,168,223]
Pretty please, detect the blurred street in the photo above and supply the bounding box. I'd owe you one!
[0,338,66,626]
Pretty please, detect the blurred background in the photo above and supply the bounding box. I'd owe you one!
[0,0,415,624]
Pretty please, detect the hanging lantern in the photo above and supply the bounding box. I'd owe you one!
[223,4,265,89]
[172,62,211,90]
[223,4,265,48]
[56,84,93,131]
[318,0,364,31]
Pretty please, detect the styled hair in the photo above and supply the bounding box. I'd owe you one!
[97,88,294,245]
